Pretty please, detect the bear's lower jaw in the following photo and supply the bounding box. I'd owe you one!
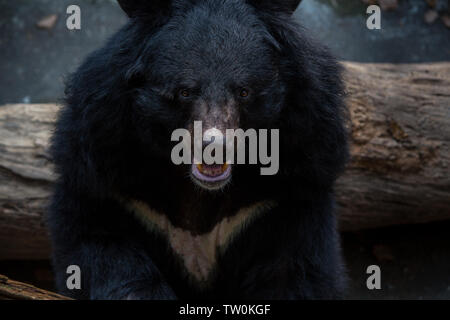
[191,163,232,191]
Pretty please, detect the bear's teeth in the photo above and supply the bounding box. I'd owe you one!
[197,163,229,176]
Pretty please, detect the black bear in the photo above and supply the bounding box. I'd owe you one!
[49,0,349,299]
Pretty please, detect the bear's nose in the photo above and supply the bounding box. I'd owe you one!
[201,127,229,163]
[203,127,225,148]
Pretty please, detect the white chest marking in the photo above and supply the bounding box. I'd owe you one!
[124,199,276,283]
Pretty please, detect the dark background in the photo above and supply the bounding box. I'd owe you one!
[0,0,449,299]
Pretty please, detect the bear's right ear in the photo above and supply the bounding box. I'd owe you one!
[118,0,172,18]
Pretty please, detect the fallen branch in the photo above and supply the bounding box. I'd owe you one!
[0,274,70,300]
[0,62,449,260]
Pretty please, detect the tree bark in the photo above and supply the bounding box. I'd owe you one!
[0,104,57,260]
[337,62,450,230]
[0,274,70,300]
[0,62,449,260]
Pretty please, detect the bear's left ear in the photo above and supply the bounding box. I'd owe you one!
[247,0,302,14]
[118,0,173,18]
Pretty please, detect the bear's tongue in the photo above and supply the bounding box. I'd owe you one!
[197,164,228,177]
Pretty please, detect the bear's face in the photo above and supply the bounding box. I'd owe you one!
[57,0,347,201]
[128,1,286,190]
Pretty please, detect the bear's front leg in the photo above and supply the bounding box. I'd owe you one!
[239,251,345,300]
[52,238,177,300]
[235,198,346,300]
[48,189,176,300]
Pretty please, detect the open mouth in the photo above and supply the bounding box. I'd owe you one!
[191,163,232,190]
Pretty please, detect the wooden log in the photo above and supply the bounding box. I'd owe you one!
[0,62,449,260]
[0,104,57,260]
[0,274,70,300]
[337,62,450,230]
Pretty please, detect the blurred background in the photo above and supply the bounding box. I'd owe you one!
[0,0,449,299]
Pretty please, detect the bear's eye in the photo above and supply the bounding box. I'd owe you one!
[239,88,250,98]
[179,89,190,99]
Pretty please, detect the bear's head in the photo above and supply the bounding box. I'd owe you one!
[54,0,347,199]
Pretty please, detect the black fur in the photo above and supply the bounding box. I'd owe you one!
[48,0,348,300]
